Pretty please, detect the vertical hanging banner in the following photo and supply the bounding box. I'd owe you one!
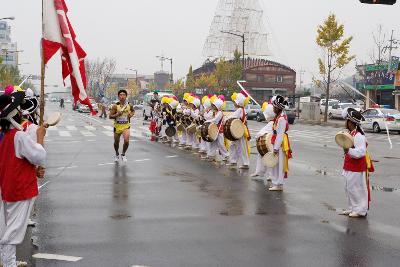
[42,0,96,115]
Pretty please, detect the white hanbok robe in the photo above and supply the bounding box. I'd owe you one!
[271,114,287,186]
[255,121,274,178]
[206,111,228,158]
[0,128,46,267]
[342,132,369,216]
[228,108,249,166]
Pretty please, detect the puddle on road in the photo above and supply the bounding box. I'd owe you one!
[383,156,400,160]
[110,214,131,220]
[371,185,399,192]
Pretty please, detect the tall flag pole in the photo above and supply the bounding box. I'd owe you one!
[39,0,46,125]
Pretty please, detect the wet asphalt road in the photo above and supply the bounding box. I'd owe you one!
[18,103,400,267]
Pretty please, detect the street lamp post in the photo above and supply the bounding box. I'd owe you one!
[221,31,245,79]
[165,57,173,84]
[156,55,174,84]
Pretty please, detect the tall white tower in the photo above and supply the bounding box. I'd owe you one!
[202,0,269,61]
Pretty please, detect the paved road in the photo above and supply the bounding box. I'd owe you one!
[18,103,400,267]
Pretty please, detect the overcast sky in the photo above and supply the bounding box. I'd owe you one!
[4,0,400,89]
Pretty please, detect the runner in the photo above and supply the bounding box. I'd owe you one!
[109,90,135,163]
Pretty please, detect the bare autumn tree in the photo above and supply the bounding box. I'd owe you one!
[85,58,116,98]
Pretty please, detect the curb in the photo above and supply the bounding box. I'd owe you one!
[297,119,343,128]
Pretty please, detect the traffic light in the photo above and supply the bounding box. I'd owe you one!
[360,0,396,4]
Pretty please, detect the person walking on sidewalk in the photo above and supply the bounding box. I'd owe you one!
[109,90,135,163]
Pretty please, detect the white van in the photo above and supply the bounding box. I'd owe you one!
[142,92,176,120]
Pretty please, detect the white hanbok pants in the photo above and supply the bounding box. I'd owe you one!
[180,130,187,145]
[208,134,228,158]
[255,155,272,179]
[0,197,35,267]
[229,137,249,166]
[271,148,285,186]
[187,133,199,148]
[342,170,368,216]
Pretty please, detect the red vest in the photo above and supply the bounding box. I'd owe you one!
[343,130,367,172]
[215,111,224,133]
[0,129,38,202]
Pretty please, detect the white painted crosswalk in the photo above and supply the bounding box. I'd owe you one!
[43,124,148,140]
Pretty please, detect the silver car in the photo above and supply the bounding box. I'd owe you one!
[362,108,400,133]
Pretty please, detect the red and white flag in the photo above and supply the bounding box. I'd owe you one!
[42,0,96,115]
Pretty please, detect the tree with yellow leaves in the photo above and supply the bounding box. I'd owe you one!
[316,14,355,122]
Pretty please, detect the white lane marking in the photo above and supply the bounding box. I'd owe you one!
[76,112,103,124]
[131,265,150,267]
[80,130,95,137]
[103,125,114,131]
[47,126,58,131]
[32,253,82,262]
[56,166,78,170]
[102,131,114,137]
[38,181,51,190]
[166,155,178,158]
[66,125,77,131]
[87,139,96,142]
[84,125,96,131]
[59,131,71,137]
[98,162,115,166]
[135,159,150,162]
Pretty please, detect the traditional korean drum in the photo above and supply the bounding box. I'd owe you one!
[165,126,176,137]
[45,112,62,127]
[262,152,279,168]
[223,118,244,141]
[201,122,219,142]
[256,133,274,156]
[176,122,185,132]
[335,130,354,149]
[186,123,197,134]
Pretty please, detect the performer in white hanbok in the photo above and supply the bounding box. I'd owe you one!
[269,95,292,191]
[339,108,374,218]
[186,96,201,149]
[199,96,214,156]
[251,97,276,182]
[226,92,251,169]
[0,92,47,267]
[179,93,191,147]
[205,97,229,161]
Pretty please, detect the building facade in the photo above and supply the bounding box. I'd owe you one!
[193,58,296,103]
[0,21,18,67]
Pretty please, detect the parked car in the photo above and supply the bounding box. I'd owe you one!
[245,104,261,120]
[362,108,400,133]
[329,103,361,119]
[256,109,296,124]
[133,104,144,110]
[320,99,340,113]
[223,100,236,117]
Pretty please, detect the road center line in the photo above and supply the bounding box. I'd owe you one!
[166,155,178,158]
[98,162,115,166]
[32,253,82,262]
[135,159,150,162]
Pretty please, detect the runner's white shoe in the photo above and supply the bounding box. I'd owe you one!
[121,155,128,163]
[114,155,119,162]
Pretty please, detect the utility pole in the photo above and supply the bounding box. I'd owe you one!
[299,69,306,92]
[221,31,246,79]
[383,30,399,72]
